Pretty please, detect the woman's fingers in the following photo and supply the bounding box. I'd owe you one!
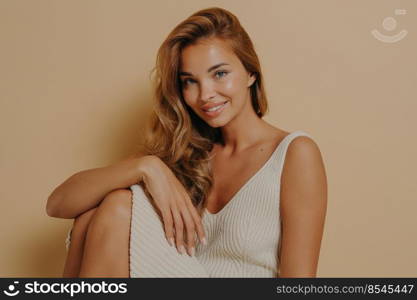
[160,207,175,247]
[142,159,207,256]
[178,202,196,256]
[170,204,187,255]
[186,200,206,246]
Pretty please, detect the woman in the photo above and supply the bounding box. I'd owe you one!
[47,7,327,278]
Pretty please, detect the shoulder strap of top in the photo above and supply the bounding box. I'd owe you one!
[272,130,314,178]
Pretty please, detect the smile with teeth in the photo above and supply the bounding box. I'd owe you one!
[203,101,228,112]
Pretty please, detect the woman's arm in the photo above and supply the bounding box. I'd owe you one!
[46,154,150,219]
[277,136,328,277]
[47,153,207,255]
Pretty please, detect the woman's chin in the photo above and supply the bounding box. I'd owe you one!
[208,121,229,128]
[202,115,228,128]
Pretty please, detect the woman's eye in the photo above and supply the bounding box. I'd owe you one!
[181,71,228,87]
[215,70,228,79]
[182,78,195,86]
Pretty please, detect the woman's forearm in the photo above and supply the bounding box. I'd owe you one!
[46,155,150,219]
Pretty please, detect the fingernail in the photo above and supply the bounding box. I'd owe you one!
[189,247,195,257]
[168,238,174,247]
[201,237,207,246]
[178,245,186,255]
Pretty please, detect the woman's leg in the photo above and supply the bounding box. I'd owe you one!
[65,184,209,278]
[78,189,132,278]
[63,207,98,277]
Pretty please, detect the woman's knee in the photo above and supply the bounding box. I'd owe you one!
[95,189,133,221]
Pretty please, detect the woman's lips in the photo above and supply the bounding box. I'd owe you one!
[201,100,228,111]
[201,101,228,118]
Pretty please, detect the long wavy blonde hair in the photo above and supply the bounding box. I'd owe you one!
[139,7,269,209]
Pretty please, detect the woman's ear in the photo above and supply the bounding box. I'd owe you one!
[247,72,256,87]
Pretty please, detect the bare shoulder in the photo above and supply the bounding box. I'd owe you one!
[281,134,327,195]
[287,135,323,162]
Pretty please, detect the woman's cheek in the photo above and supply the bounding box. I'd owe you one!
[183,93,199,113]
[182,90,193,105]
[223,76,243,94]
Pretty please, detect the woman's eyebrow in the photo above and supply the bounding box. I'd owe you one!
[179,63,229,76]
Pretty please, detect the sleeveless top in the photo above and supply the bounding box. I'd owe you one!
[195,130,313,277]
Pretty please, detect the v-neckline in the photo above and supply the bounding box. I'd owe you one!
[204,131,295,216]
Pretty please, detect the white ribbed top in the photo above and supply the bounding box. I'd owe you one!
[195,130,312,277]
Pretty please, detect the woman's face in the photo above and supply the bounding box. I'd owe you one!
[179,38,256,128]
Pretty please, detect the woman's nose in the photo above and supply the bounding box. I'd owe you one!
[200,81,216,102]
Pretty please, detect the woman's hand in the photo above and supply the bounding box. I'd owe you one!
[138,155,207,257]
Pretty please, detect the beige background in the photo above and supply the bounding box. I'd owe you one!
[0,0,416,277]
